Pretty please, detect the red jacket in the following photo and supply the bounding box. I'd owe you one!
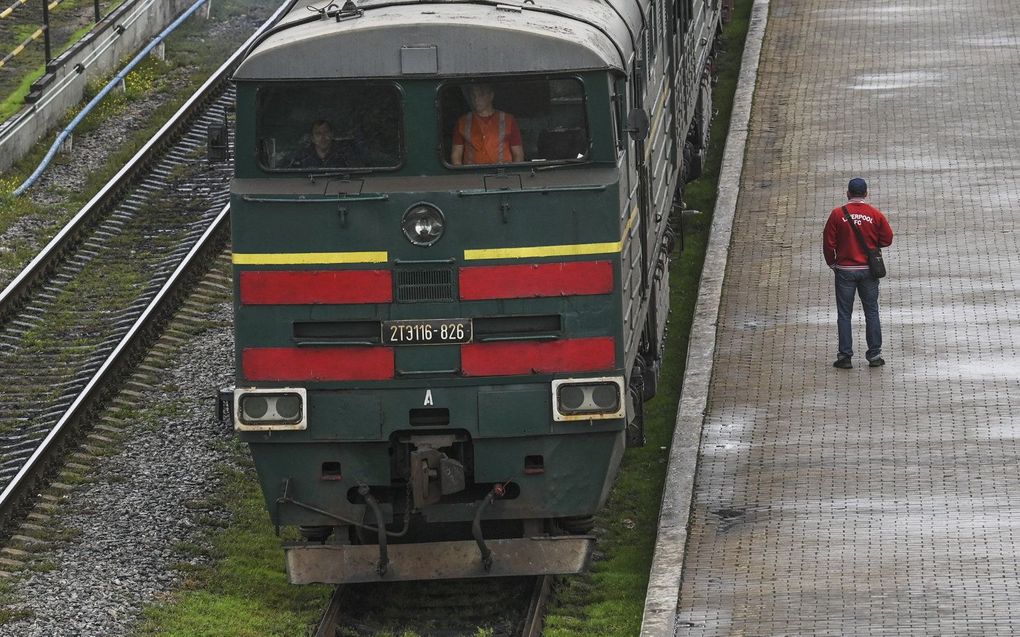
[823,199,893,270]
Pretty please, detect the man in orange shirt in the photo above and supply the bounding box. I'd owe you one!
[451,84,524,165]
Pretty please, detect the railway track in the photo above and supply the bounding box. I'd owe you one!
[0,92,232,535]
[0,0,289,538]
[315,576,554,637]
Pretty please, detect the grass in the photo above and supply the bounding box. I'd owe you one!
[542,3,755,635]
[136,458,332,637]
[0,69,48,121]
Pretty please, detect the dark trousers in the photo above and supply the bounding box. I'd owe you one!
[834,268,882,361]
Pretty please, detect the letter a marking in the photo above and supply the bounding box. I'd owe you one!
[424,390,434,406]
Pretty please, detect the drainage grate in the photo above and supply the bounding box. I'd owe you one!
[394,267,454,303]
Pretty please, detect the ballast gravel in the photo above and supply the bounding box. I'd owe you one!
[0,305,237,637]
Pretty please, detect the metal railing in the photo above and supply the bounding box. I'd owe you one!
[0,0,97,68]
[13,0,211,196]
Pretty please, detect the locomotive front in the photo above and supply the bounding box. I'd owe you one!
[226,1,643,583]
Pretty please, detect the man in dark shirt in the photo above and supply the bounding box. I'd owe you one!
[291,119,350,168]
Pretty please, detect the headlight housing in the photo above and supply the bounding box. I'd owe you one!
[234,388,307,431]
[401,202,445,246]
[551,377,626,421]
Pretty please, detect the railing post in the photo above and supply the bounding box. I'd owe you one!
[42,0,51,63]
[94,0,100,22]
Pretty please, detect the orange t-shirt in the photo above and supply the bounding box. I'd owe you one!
[452,111,522,164]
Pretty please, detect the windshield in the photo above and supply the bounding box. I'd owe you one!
[440,77,589,167]
[255,82,402,171]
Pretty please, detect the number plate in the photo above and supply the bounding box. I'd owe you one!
[382,319,472,346]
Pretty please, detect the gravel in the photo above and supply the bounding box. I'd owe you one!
[27,90,175,209]
[0,305,236,637]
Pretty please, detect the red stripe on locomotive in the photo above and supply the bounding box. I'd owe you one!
[243,347,394,381]
[240,270,392,305]
[461,337,616,376]
[459,260,613,300]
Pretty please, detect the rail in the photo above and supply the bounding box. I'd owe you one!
[313,576,553,635]
[0,0,292,533]
[0,205,228,529]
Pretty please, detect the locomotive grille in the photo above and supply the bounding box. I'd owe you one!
[395,267,454,303]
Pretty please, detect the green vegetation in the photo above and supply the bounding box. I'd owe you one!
[0,611,30,625]
[543,3,754,635]
[137,456,332,637]
[24,559,58,574]
[0,69,47,121]
[0,574,31,619]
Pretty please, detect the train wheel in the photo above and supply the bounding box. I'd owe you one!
[556,515,596,535]
[684,141,705,181]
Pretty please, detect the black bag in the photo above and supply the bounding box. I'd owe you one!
[842,206,886,279]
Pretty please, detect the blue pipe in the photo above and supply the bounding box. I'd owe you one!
[13,0,211,197]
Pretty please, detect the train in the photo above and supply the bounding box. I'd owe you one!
[220,0,721,583]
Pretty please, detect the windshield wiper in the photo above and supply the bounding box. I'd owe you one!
[307,168,376,181]
[533,158,591,172]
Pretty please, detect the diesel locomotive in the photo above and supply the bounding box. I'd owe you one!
[223,0,720,583]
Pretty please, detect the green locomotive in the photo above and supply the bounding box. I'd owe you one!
[225,0,719,583]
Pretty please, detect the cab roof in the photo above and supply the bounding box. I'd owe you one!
[233,0,646,80]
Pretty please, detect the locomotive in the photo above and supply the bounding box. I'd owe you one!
[223,0,720,583]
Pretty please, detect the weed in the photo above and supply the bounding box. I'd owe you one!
[0,607,34,624]
[26,559,58,574]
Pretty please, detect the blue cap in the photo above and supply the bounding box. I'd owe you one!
[848,177,868,196]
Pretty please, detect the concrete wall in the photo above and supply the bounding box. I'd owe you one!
[0,0,198,173]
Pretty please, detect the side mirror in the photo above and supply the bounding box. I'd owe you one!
[625,108,650,141]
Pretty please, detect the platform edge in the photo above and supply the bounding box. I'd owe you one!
[639,2,771,635]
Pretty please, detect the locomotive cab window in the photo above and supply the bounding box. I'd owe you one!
[255,82,402,172]
[440,77,589,167]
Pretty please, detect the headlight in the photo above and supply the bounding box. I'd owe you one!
[551,377,626,421]
[402,203,445,246]
[234,388,307,431]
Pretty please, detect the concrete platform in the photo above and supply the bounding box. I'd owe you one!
[644,0,1020,634]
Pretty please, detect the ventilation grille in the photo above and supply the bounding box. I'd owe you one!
[395,268,454,303]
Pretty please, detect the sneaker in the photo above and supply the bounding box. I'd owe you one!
[832,357,852,369]
[868,357,885,367]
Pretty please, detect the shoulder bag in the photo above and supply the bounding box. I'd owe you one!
[842,205,886,279]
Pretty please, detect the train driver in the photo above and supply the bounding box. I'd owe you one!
[450,84,524,165]
[291,119,359,168]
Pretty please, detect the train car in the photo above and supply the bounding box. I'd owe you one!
[223,0,720,583]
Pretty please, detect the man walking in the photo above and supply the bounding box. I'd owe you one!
[823,177,894,368]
